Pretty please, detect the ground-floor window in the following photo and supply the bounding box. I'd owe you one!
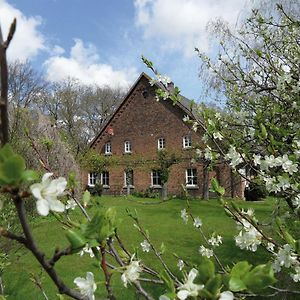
[124,169,134,186]
[88,172,97,186]
[186,168,197,186]
[151,170,162,186]
[101,171,110,187]
[88,171,109,187]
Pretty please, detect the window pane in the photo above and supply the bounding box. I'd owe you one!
[102,171,109,186]
[125,170,133,186]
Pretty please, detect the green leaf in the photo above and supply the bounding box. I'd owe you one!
[229,277,247,292]
[211,178,225,196]
[0,154,26,185]
[0,144,14,163]
[82,190,91,207]
[197,257,215,284]
[66,229,86,252]
[205,274,222,296]
[21,170,38,182]
[260,123,268,139]
[229,261,252,292]
[244,263,276,293]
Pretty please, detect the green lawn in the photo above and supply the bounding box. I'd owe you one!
[2,196,280,299]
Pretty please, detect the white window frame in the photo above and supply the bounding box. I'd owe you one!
[101,171,110,187]
[124,141,132,153]
[124,170,134,187]
[105,142,112,154]
[183,136,192,148]
[88,172,97,186]
[186,168,198,186]
[157,137,165,150]
[151,170,162,187]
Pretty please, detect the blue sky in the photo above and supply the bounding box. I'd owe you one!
[0,0,251,100]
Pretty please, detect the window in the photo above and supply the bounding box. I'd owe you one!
[101,171,109,187]
[124,141,132,153]
[186,168,197,186]
[88,172,97,186]
[158,137,165,150]
[183,136,192,148]
[105,142,112,154]
[124,170,134,186]
[151,170,162,186]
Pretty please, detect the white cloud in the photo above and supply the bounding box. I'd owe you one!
[44,39,138,89]
[0,0,45,61]
[134,0,251,56]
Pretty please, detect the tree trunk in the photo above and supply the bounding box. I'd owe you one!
[202,164,209,200]
[230,170,235,198]
[161,182,168,201]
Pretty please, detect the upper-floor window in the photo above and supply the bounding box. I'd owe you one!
[183,136,192,148]
[101,171,110,187]
[151,170,162,186]
[186,168,197,186]
[124,141,132,153]
[158,138,165,150]
[105,142,112,154]
[124,169,134,186]
[88,172,97,186]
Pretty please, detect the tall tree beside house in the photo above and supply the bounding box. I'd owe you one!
[39,79,124,156]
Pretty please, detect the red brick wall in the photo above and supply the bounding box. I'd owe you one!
[82,75,245,199]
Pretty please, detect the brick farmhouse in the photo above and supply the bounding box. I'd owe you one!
[82,73,245,199]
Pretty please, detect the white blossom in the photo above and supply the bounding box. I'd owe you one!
[177,268,204,300]
[204,147,213,161]
[219,291,234,300]
[238,168,246,177]
[79,245,99,258]
[273,244,297,272]
[192,122,198,132]
[291,266,300,282]
[278,154,298,175]
[292,195,300,210]
[121,257,142,288]
[253,154,261,166]
[140,240,151,252]
[66,199,77,210]
[213,132,223,140]
[225,146,243,168]
[277,176,290,191]
[193,217,202,228]
[199,245,214,258]
[235,220,262,252]
[30,173,66,216]
[183,115,190,122]
[215,112,221,120]
[157,74,172,86]
[195,149,202,158]
[177,259,185,271]
[74,272,97,300]
[181,209,188,224]
[266,242,275,252]
[208,235,222,247]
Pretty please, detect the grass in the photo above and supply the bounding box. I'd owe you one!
[1,196,283,299]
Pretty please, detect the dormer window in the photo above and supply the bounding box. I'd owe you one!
[124,141,132,153]
[158,137,165,150]
[105,142,112,154]
[183,136,192,148]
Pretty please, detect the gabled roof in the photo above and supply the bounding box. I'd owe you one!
[89,72,194,148]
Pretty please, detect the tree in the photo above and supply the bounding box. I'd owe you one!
[39,79,124,156]
[8,60,48,139]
